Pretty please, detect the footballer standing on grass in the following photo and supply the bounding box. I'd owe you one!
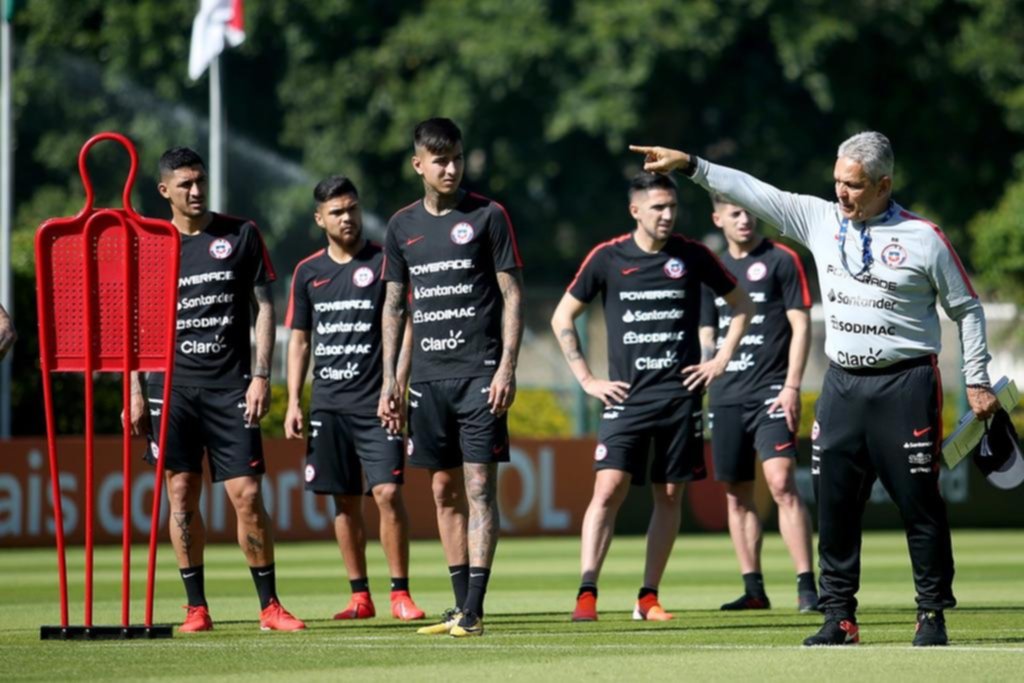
[699,193,819,613]
[128,147,305,633]
[284,175,426,623]
[551,172,752,623]
[633,133,998,647]
[379,118,524,638]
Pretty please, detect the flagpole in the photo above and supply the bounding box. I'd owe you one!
[1,9,14,439]
[209,54,224,212]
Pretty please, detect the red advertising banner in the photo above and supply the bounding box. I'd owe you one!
[0,437,733,547]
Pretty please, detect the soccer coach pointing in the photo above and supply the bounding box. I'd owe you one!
[632,133,998,647]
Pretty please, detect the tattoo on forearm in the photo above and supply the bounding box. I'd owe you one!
[465,463,499,567]
[173,511,194,559]
[130,371,145,396]
[558,327,584,362]
[381,282,408,381]
[252,284,275,374]
[497,271,524,367]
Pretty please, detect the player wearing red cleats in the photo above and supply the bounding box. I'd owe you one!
[260,598,307,631]
[333,591,376,620]
[572,592,598,622]
[633,593,673,621]
[390,590,426,621]
[179,605,213,633]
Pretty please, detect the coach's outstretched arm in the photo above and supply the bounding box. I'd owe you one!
[682,285,753,392]
[550,293,630,407]
[247,283,275,426]
[629,145,830,245]
[379,281,408,433]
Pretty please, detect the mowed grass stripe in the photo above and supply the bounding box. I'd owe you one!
[1,531,1023,681]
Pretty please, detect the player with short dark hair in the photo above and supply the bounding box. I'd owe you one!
[551,172,754,623]
[284,175,425,622]
[633,135,998,646]
[699,194,819,613]
[128,147,304,632]
[379,118,524,637]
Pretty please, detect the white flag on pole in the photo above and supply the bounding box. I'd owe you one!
[188,0,245,81]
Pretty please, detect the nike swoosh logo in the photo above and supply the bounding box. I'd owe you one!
[774,442,793,452]
[913,427,932,437]
[406,235,425,246]
[621,267,640,275]
[181,572,196,579]
[470,573,486,578]
[312,278,331,288]
[257,570,272,577]
[449,570,463,577]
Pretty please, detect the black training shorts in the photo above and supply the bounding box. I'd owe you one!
[709,395,796,483]
[145,384,264,482]
[305,410,405,495]
[594,394,706,486]
[406,376,510,470]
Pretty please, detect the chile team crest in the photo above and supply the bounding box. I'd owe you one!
[450,222,475,245]
[352,266,375,287]
[663,258,686,279]
[209,238,233,259]
[880,242,908,268]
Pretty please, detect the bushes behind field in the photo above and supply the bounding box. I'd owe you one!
[263,384,573,438]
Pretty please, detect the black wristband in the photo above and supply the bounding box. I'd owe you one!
[682,156,697,177]
[966,383,991,390]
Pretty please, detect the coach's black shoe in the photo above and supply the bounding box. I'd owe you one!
[798,591,822,613]
[720,593,771,611]
[912,610,948,647]
[803,618,859,646]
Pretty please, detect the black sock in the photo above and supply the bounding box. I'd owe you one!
[448,564,469,609]
[350,577,370,594]
[742,572,766,598]
[180,565,207,607]
[463,567,491,617]
[391,577,409,593]
[250,563,278,610]
[638,586,658,600]
[578,583,598,599]
[797,572,816,594]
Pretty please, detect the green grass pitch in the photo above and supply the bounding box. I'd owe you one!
[2,531,1023,681]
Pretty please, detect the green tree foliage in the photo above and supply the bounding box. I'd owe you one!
[956,0,1024,304]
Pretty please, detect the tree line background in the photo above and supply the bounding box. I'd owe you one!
[3,0,1023,435]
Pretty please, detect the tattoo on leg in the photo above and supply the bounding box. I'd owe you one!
[174,511,194,560]
[246,532,264,559]
[466,465,499,566]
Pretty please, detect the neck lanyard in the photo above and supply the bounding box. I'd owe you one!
[838,201,895,279]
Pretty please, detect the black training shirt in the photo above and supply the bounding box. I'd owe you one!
[700,238,811,405]
[568,232,736,400]
[286,242,385,415]
[157,213,276,388]
[384,191,522,384]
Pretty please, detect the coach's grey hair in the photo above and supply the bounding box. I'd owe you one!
[837,131,894,183]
